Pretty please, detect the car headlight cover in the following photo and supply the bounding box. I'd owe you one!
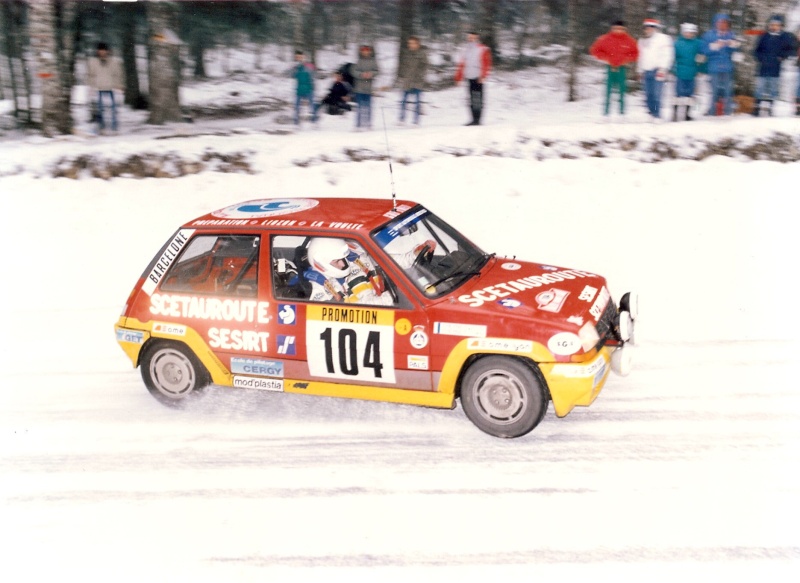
[578,321,600,351]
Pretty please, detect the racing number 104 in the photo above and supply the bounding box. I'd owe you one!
[320,327,383,378]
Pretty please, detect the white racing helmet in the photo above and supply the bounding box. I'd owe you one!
[307,238,350,278]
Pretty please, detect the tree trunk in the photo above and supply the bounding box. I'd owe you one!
[567,0,579,102]
[28,0,72,135]
[478,0,500,61]
[118,1,143,109]
[398,0,415,77]
[147,1,182,124]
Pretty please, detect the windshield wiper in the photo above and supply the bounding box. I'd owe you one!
[425,253,494,290]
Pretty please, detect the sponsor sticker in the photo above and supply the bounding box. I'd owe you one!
[501,262,522,271]
[551,353,607,379]
[116,329,145,344]
[233,376,284,392]
[590,287,611,321]
[434,322,487,338]
[410,326,429,349]
[212,199,318,219]
[536,288,570,313]
[395,318,412,335]
[142,229,194,296]
[407,355,429,370]
[579,285,598,302]
[277,335,296,355]
[467,338,533,353]
[278,304,297,325]
[547,332,581,356]
[230,357,284,377]
[152,322,187,337]
[567,315,585,326]
[498,298,522,309]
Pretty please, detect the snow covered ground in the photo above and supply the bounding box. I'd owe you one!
[1,46,800,582]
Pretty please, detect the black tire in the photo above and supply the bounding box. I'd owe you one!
[459,356,548,438]
[140,341,209,406]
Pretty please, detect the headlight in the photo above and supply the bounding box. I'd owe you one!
[578,321,600,351]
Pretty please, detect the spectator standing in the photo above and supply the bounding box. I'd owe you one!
[454,31,492,126]
[353,45,379,130]
[797,30,800,115]
[637,19,674,122]
[316,71,352,117]
[590,21,639,120]
[397,36,429,125]
[86,42,124,134]
[293,50,317,126]
[752,14,797,116]
[672,22,703,121]
[701,13,741,116]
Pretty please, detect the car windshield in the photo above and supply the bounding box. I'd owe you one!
[372,205,490,298]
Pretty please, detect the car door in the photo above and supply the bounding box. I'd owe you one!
[268,233,434,393]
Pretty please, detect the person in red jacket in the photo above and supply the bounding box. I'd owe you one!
[454,31,492,125]
[590,20,640,119]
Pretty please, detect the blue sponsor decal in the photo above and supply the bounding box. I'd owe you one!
[278,304,297,325]
[116,329,145,344]
[277,335,296,355]
[498,299,522,309]
[230,357,284,377]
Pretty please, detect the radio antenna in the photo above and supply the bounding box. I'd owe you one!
[381,106,397,211]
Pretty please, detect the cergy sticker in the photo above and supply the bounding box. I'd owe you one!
[116,329,145,344]
[152,322,187,337]
[306,306,396,383]
[142,229,194,296]
[547,332,582,356]
[590,287,611,321]
[434,322,487,338]
[233,376,284,392]
[467,338,533,353]
[230,357,284,377]
[536,288,569,313]
[407,355,429,370]
[212,199,318,219]
[458,269,596,308]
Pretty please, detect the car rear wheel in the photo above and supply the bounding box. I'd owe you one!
[460,356,548,438]
[140,341,209,406]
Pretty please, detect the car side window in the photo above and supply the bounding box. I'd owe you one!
[271,235,398,306]
[160,234,259,297]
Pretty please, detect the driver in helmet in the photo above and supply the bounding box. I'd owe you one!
[304,238,393,305]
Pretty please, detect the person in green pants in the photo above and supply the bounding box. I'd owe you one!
[590,21,640,119]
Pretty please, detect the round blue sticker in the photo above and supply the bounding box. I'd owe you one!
[212,199,319,219]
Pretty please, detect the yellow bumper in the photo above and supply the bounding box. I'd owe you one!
[539,348,612,417]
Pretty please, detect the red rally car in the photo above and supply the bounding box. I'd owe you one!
[115,198,637,438]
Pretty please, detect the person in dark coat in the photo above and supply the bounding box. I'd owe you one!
[589,21,639,119]
[316,71,352,116]
[353,45,379,130]
[752,14,797,116]
[396,36,429,125]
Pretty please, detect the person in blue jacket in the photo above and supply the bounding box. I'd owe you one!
[753,14,798,116]
[672,22,703,120]
[701,13,741,116]
[293,50,317,126]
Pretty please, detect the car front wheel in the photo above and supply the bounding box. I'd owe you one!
[460,356,548,438]
[140,341,209,406]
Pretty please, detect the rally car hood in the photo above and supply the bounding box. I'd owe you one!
[448,257,611,329]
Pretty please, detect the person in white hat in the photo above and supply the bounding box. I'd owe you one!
[671,23,703,120]
[637,18,674,121]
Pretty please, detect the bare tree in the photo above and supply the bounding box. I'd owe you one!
[398,0,415,74]
[28,0,74,135]
[147,1,182,124]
